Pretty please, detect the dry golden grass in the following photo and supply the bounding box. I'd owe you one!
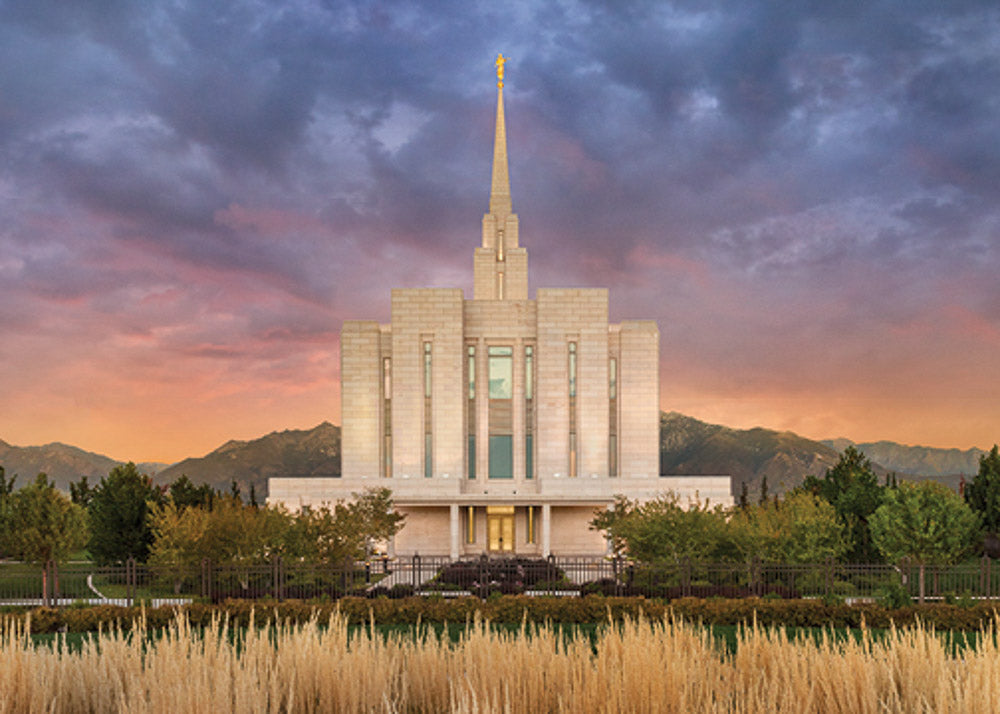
[1,609,999,713]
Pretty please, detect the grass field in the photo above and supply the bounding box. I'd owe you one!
[4,612,1000,713]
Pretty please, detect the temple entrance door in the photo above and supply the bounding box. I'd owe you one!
[487,506,515,552]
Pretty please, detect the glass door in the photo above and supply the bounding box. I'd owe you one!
[486,506,515,552]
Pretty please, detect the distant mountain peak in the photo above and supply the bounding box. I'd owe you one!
[155,422,341,497]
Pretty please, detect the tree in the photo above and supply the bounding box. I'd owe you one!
[87,463,163,564]
[965,445,1000,544]
[0,473,88,564]
[168,475,216,510]
[0,465,15,503]
[738,481,749,510]
[0,466,16,557]
[283,488,405,563]
[148,487,403,569]
[146,500,214,593]
[589,491,734,562]
[589,495,634,557]
[69,476,95,507]
[870,481,980,565]
[729,491,848,563]
[803,446,885,561]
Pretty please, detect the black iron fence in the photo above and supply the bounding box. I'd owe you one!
[1,556,997,606]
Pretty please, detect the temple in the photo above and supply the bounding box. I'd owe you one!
[268,57,731,556]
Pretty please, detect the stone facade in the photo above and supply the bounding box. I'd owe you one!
[268,61,731,556]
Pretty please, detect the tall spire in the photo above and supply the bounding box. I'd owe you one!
[475,53,526,301]
[489,53,512,218]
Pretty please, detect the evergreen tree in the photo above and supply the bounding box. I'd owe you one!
[0,465,15,502]
[88,463,163,564]
[69,476,94,507]
[168,475,215,510]
[738,481,749,510]
[803,446,885,562]
[965,445,1000,551]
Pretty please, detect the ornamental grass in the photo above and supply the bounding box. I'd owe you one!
[1,609,999,713]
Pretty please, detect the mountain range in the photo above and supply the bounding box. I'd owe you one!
[154,422,340,497]
[1,414,992,496]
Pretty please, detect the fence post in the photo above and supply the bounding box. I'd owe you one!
[682,558,692,598]
[127,557,136,607]
[52,561,61,606]
[988,557,992,600]
[201,558,211,601]
[413,554,421,591]
[41,561,50,608]
[918,563,926,604]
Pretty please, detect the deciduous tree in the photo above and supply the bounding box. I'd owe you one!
[147,487,403,571]
[729,491,848,563]
[589,492,734,562]
[870,481,980,564]
[0,473,88,564]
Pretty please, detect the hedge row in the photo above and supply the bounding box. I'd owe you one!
[4,596,1000,634]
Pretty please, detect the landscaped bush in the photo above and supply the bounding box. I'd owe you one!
[5,596,1000,633]
[579,578,800,599]
[426,557,569,596]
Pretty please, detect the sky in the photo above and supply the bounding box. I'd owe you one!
[1,0,999,464]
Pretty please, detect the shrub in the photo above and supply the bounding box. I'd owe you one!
[427,557,567,595]
[875,581,912,609]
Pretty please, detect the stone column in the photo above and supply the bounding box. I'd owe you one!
[541,503,552,557]
[449,503,460,560]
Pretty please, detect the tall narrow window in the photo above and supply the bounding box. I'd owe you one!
[382,357,392,478]
[497,271,505,300]
[568,342,578,477]
[609,357,618,477]
[424,342,432,398]
[424,342,432,478]
[466,506,475,544]
[525,345,534,479]
[468,345,476,479]
[568,342,577,397]
[526,506,536,544]
[488,346,513,479]
[488,346,513,397]
[468,346,476,400]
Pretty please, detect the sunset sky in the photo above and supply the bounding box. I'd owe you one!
[2,1,998,464]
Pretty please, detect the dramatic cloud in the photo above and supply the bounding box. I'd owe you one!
[1,0,998,461]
